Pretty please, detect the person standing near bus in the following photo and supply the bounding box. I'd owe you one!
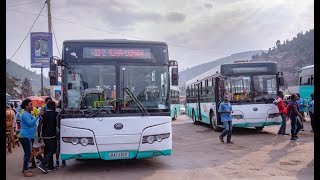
[274,91,289,135]
[18,98,44,177]
[308,93,314,132]
[296,93,306,131]
[289,94,306,141]
[38,101,59,173]
[218,95,233,144]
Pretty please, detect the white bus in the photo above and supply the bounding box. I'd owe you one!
[170,86,181,120]
[49,40,178,160]
[169,60,180,120]
[186,61,284,131]
[298,65,314,102]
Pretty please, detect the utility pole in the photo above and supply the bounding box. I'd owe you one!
[47,0,54,98]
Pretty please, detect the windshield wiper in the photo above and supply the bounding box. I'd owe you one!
[123,86,149,116]
[85,101,113,118]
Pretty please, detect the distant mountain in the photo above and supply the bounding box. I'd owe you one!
[252,29,314,87]
[178,50,266,93]
[6,59,50,94]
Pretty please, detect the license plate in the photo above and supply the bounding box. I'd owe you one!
[108,152,129,158]
[251,123,261,126]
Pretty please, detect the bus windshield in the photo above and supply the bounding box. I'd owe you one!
[121,65,169,111]
[224,75,277,103]
[64,64,169,115]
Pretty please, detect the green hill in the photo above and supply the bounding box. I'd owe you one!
[252,29,314,87]
[6,59,50,94]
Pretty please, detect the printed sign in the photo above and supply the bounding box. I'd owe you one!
[30,32,53,68]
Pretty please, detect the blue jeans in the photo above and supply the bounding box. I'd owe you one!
[290,113,302,139]
[220,121,232,142]
[278,113,287,134]
[19,138,33,172]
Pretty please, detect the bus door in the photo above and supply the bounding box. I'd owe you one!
[215,77,222,125]
[196,83,202,120]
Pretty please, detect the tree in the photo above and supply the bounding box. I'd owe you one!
[6,73,20,99]
[276,40,281,47]
[20,78,33,98]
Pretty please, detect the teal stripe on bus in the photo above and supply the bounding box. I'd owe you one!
[61,149,172,160]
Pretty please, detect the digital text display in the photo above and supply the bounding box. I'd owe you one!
[83,47,151,59]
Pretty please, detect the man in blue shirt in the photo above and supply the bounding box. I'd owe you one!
[218,95,233,143]
[296,93,305,131]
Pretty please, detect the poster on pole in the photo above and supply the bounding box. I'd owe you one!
[30,32,53,68]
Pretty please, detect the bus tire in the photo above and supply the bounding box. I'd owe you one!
[172,109,177,120]
[255,127,264,131]
[192,110,199,125]
[210,111,222,132]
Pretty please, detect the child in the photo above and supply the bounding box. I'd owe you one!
[29,119,44,169]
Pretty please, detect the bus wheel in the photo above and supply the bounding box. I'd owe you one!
[255,127,264,131]
[192,111,199,125]
[210,111,222,132]
[172,109,177,120]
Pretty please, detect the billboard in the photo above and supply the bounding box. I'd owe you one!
[30,32,53,68]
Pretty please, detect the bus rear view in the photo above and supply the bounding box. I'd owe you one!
[49,40,176,160]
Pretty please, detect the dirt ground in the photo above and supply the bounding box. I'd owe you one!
[6,115,314,180]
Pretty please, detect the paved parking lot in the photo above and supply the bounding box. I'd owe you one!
[6,115,314,180]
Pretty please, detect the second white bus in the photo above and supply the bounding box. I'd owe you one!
[186,61,284,131]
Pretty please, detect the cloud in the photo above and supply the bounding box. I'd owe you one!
[6,0,314,73]
[165,12,186,23]
[204,3,213,8]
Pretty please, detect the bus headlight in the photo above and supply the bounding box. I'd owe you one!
[147,136,155,144]
[80,138,89,146]
[268,113,280,118]
[142,133,170,144]
[71,138,79,145]
[62,137,94,146]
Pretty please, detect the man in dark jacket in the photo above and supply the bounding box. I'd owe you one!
[38,101,59,173]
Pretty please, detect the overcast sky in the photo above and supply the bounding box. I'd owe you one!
[6,0,314,77]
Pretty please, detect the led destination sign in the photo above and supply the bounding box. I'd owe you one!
[83,47,151,59]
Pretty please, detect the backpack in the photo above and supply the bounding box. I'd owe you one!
[283,105,290,117]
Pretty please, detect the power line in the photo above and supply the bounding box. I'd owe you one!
[7,0,44,7]
[7,7,230,56]
[7,1,47,65]
[51,19,61,58]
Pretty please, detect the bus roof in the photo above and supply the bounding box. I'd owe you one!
[63,39,167,46]
[185,61,278,86]
[186,65,221,86]
[300,65,314,71]
[222,61,277,66]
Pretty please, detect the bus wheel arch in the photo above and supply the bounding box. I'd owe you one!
[192,109,199,125]
[210,109,222,132]
[255,126,264,131]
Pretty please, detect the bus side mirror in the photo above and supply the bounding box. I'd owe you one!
[278,77,284,86]
[49,61,58,85]
[171,68,179,86]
